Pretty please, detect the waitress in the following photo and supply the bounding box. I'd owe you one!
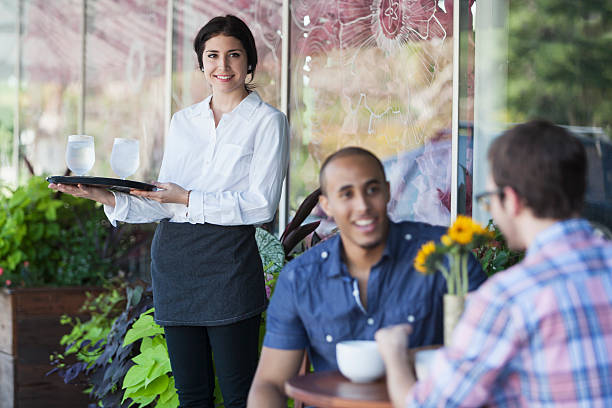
[49,15,289,408]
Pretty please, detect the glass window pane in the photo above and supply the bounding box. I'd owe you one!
[20,0,82,178]
[171,0,282,113]
[0,0,17,183]
[289,0,457,227]
[85,0,168,180]
[473,0,612,230]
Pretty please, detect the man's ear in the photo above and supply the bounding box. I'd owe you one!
[319,194,332,217]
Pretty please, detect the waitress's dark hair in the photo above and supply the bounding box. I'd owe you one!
[193,15,258,90]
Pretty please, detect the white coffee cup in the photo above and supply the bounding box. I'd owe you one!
[414,349,437,380]
[336,340,385,383]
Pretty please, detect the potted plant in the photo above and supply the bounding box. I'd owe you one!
[0,176,154,408]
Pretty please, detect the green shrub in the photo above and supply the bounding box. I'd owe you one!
[0,176,152,287]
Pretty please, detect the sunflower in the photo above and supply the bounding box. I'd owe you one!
[414,216,493,296]
[448,215,476,245]
[414,240,437,274]
[441,234,453,247]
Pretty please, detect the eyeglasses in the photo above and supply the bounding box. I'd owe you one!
[475,188,505,212]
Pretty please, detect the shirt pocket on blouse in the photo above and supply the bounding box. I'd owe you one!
[214,143,253,177]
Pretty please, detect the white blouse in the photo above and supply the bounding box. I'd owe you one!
[104,91,289,227]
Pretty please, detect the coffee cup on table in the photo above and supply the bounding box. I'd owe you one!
[414,349,437,380]
[336,340,385,383]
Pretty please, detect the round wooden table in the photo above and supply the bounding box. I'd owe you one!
[285,370,392,408]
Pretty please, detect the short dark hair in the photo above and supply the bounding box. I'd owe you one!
[193,15,258,88]
[488,119,587,219]
[319,147,386,195]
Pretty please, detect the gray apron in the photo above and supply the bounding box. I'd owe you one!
[150,220,266,326]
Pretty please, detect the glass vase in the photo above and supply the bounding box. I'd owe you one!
[443,294,465,346]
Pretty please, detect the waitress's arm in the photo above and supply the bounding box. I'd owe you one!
[187,111,289,225]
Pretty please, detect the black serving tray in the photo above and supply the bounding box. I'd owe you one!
[46,176,156,194]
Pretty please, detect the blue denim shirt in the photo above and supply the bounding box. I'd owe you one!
[264,220,487,371]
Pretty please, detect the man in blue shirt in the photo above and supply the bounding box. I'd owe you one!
[247,147,487,407]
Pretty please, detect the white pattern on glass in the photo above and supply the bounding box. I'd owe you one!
[65,135,95,176]
[110,138,140,179]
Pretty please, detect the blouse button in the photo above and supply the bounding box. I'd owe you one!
[367,318,374,326]
[407,315,415,323]
[325,334,333,343]
[404,233,412,241]
[321,251,329,259]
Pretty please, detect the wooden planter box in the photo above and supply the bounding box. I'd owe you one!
[0,287,102,408]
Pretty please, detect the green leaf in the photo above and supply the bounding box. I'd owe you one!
[144,374,169,396]
[45,204,57,221]
[123,365,148,389]
[124,387,157,407]
[7,251,22,269]
[147,346,171,375]
[156,388,179,408]
[255,228,285,275]
[123,313,164,346]
[157,377,177,404]
[8,189,29,210]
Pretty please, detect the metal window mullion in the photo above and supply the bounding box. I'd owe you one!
[278,0,291,236]
[13,0,23,184]
[78,0,86,134]
[450,0,460,224]
[164,0,174,138]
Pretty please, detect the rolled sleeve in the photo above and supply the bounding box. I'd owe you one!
[103,191,129,227]
[263,269,308,350]
[187,190,205,224]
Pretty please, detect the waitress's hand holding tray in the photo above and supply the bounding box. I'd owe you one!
[129,182,190,205]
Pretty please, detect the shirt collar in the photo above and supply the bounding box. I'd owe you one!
[526,218,593,257]
[324,220,398,279]
[196,91,261,119]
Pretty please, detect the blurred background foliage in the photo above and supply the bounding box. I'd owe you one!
[507,0,612,138]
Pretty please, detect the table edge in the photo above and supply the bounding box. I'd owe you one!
[285,372,392,408]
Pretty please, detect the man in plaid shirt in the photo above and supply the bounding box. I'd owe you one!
[376,120,612,407]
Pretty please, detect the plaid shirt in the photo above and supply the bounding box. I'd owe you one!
[408,218,612,407]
